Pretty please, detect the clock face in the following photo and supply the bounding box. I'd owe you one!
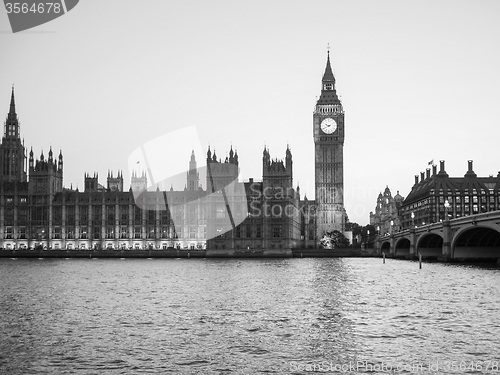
[320,117,337,134]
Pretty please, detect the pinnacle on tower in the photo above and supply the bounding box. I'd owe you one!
[29,147,34,169]
[317,51,341,105]
[322,50,335,83]
[189,150,197,172]
[58,150,63,171]
[5,86,21,139]
[9,86,16,115]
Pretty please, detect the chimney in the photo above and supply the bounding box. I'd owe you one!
[426,168,430,179]
[249,177,253,183]
[439,160,445,173]
[414,175,419,185]
[420,172,425,182]
[465,160,477,177]
[432,165,437,176]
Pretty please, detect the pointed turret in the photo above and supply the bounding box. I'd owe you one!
[29,147,34,169]
[4,86,21,139]
[316,51,341,105]
[262,146,270,170]
[187,150,199,191]
[189,150,196,171]
[322,51,335,83]
[9,86,16,115]
[285,144,292,178]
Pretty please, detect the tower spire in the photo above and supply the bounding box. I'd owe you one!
[322,50,335,83]
[317,51,340,105]
[9,86,16,115]
[1,87,27,182]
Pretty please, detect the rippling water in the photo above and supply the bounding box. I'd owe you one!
[1,258,499,374]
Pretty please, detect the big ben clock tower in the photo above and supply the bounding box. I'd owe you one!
[313,51,346,238]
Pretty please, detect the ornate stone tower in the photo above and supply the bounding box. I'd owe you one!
[205,146,239,193]
[130,170,148,192]
[313,51,346,237]
[29,147,63,195]
[107,170,124,192]
[0,87,27,183]
[186,150,199,191]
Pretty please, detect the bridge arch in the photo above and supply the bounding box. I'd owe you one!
[416,232,443,258]
[380,241,391,255]
[452,225,500,259]
[394,237,410,257]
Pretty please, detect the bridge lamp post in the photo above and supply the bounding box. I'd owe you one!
[444,199,450,221]
[390,220,394,235]
[411,212,415,228]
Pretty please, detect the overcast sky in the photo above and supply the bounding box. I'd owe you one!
[1,0,499,225]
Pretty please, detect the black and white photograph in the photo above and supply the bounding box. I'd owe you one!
[1,1,499,373]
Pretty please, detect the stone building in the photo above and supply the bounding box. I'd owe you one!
[206,146,301,252]
[1,53,349,250]
[0,90,300,251]
[370,186,404,235]
[313,50,347,235]
[400,161,500,229]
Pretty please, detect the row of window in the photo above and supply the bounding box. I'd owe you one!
[405,193,499,209]
[2,226,212,240]
[3,197,28,204]
[218,226,284,239]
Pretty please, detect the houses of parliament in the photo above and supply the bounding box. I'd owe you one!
[0,53,347,251]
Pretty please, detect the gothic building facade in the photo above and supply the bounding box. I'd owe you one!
[0,54,348,251]
[369,187,404,235]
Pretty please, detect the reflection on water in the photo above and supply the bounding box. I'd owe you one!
[0,258,499,374]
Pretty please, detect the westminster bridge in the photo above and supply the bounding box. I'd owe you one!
[375,210,500,260]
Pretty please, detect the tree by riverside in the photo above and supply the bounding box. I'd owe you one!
[320,230,350,249]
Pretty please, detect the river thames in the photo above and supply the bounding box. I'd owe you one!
[1,258,499,374]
